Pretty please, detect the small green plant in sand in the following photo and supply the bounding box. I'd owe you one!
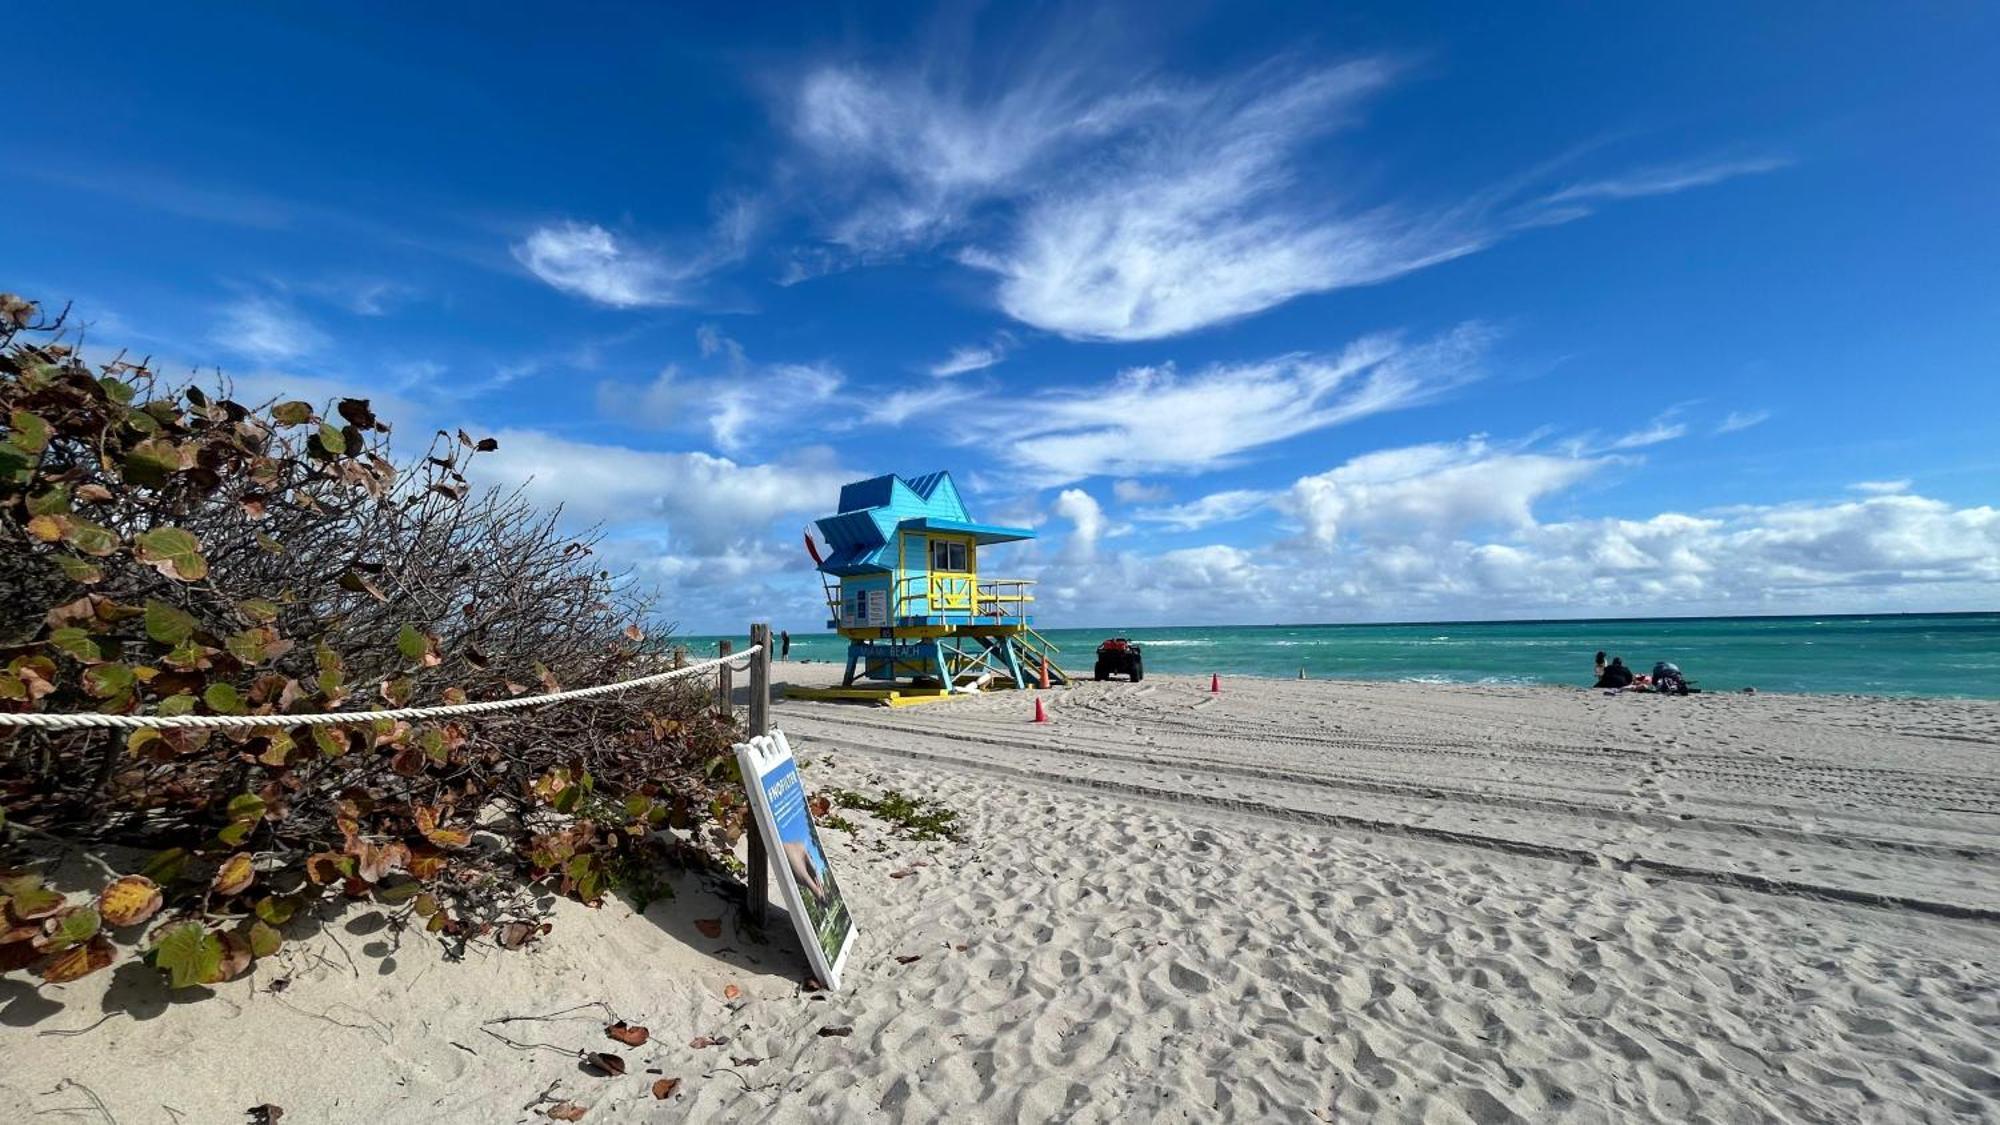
[825,788,965,843]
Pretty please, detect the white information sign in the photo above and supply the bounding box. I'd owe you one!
[735,730,856,990]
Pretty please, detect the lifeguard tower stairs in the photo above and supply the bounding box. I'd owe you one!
[792,471,1067,707]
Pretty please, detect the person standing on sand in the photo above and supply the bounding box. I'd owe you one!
[780,630,791,660]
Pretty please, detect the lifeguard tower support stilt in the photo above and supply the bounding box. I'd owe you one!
[792,471,1066,706]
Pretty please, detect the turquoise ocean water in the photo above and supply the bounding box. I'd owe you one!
[686,613,2000,699]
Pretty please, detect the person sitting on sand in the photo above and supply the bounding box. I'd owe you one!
[1596,657,1634,689]
[1593,651,1608,681]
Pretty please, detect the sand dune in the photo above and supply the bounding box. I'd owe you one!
[4,669,1997,1121]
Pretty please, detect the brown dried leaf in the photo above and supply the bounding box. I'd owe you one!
[38,936,115,984]
[688,1035,728,1049]
[584,1051,625,1077]
[722,983,742,1001]
[896,954,922,965]
[818,1025,854,1038]
[605,1020,649,1047]
[889,868,916,879]
[693,918,722,939]
[650,1078,681,1100]
[546,1104,587,1122]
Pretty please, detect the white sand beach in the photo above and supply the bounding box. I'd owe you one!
[6,669,1999,1122]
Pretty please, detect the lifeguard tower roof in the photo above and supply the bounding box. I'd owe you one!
[814,471,1032,577]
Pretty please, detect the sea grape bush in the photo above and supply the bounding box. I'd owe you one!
[0,293,748,991]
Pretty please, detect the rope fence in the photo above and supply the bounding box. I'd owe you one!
[0,644,762,731]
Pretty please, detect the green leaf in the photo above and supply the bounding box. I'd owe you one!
[254,895,297,926]
[45,905,101,950]
[247,919,283,957]
[8,410,51,453]
[54,554,104,585]
[26,484,71,516]
[374,877,422,905]
[0,874,64,920]
[62,519,120,557]
[316,422,347,456]
[124,439,183,487]
[396,624,426,663]
[239,598,280,623]
[225,629,267,664]
[98,377,136,405]
[144,599,198,645]
[135,527,208,581]
[82,663,135,699]
[203,682,245,714]
[0,439,33,482]
[311,726,348,758]
[140,848,190,884]
[157,693,198,716]
[271,401,313,425]
[47,627,103,663]
[149,922,224,988]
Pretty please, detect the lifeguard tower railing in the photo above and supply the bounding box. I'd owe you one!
[822,576,1045,629]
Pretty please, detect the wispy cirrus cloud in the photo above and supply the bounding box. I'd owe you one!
[965,323,1491,484]
[1133,488,1276,531]
[928,332,1015,376]
[514,200,759,308]
[596,325,842,453]
[1543,155,1790,205]
[785,44,1790,342]
[1717,408,1771,434]
[211,295,328,363]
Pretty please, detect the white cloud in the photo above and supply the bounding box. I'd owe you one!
[599,327,843,453]
[513,222,708,308]
[1544,156,1790,205]
[1051,488,1108,560]
[1717,409,1772,434]
[971,324,1488,484]
[1133,489,1274,531]
[1030,479,2000,626]
[1849,479,1911,495]
[212,297,328,363]
[1112,479,1173,504]
[1285,438,1605,546]
[1604,418,1688,450]
[928,333,1014,377]
[966,60,1502,341]
[472,430,852,556]
[865,383,980,426]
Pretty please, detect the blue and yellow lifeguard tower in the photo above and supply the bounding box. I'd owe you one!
[797,471,1067,705]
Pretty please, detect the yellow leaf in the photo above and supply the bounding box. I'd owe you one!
[212,853,255,896]
[97,875,164,928]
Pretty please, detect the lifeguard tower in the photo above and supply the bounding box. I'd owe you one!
[795,470,1067,705]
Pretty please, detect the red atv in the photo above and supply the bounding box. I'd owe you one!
[1094,638,1144,682]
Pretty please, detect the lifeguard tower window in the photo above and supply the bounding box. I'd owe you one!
[931,539,968,572]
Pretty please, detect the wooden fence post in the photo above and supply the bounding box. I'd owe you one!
[745,623,772,927]
[716,639,732,720]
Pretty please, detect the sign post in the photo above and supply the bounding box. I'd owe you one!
[745,623,772,928]
[735,730,856,990]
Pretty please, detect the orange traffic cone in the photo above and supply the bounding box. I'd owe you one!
[1210,672,1221,694]
[1033,696,1048,723]
[1038,654,1051,690]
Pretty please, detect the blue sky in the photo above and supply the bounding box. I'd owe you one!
[6,2,1998,632]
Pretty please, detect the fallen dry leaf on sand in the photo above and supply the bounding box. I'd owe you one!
[652,1078,682,1099]
[888,868,916,879]
[584,1052,626,1076]
[547,1104,587,1121]
[722,983,742,1001]
[689,1035,728,1049]
[694,918,722,938]
[605,1021,648,1047]
[895,954,922,964]
[818,1025,853,1038]
[248,1107,284,1124]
